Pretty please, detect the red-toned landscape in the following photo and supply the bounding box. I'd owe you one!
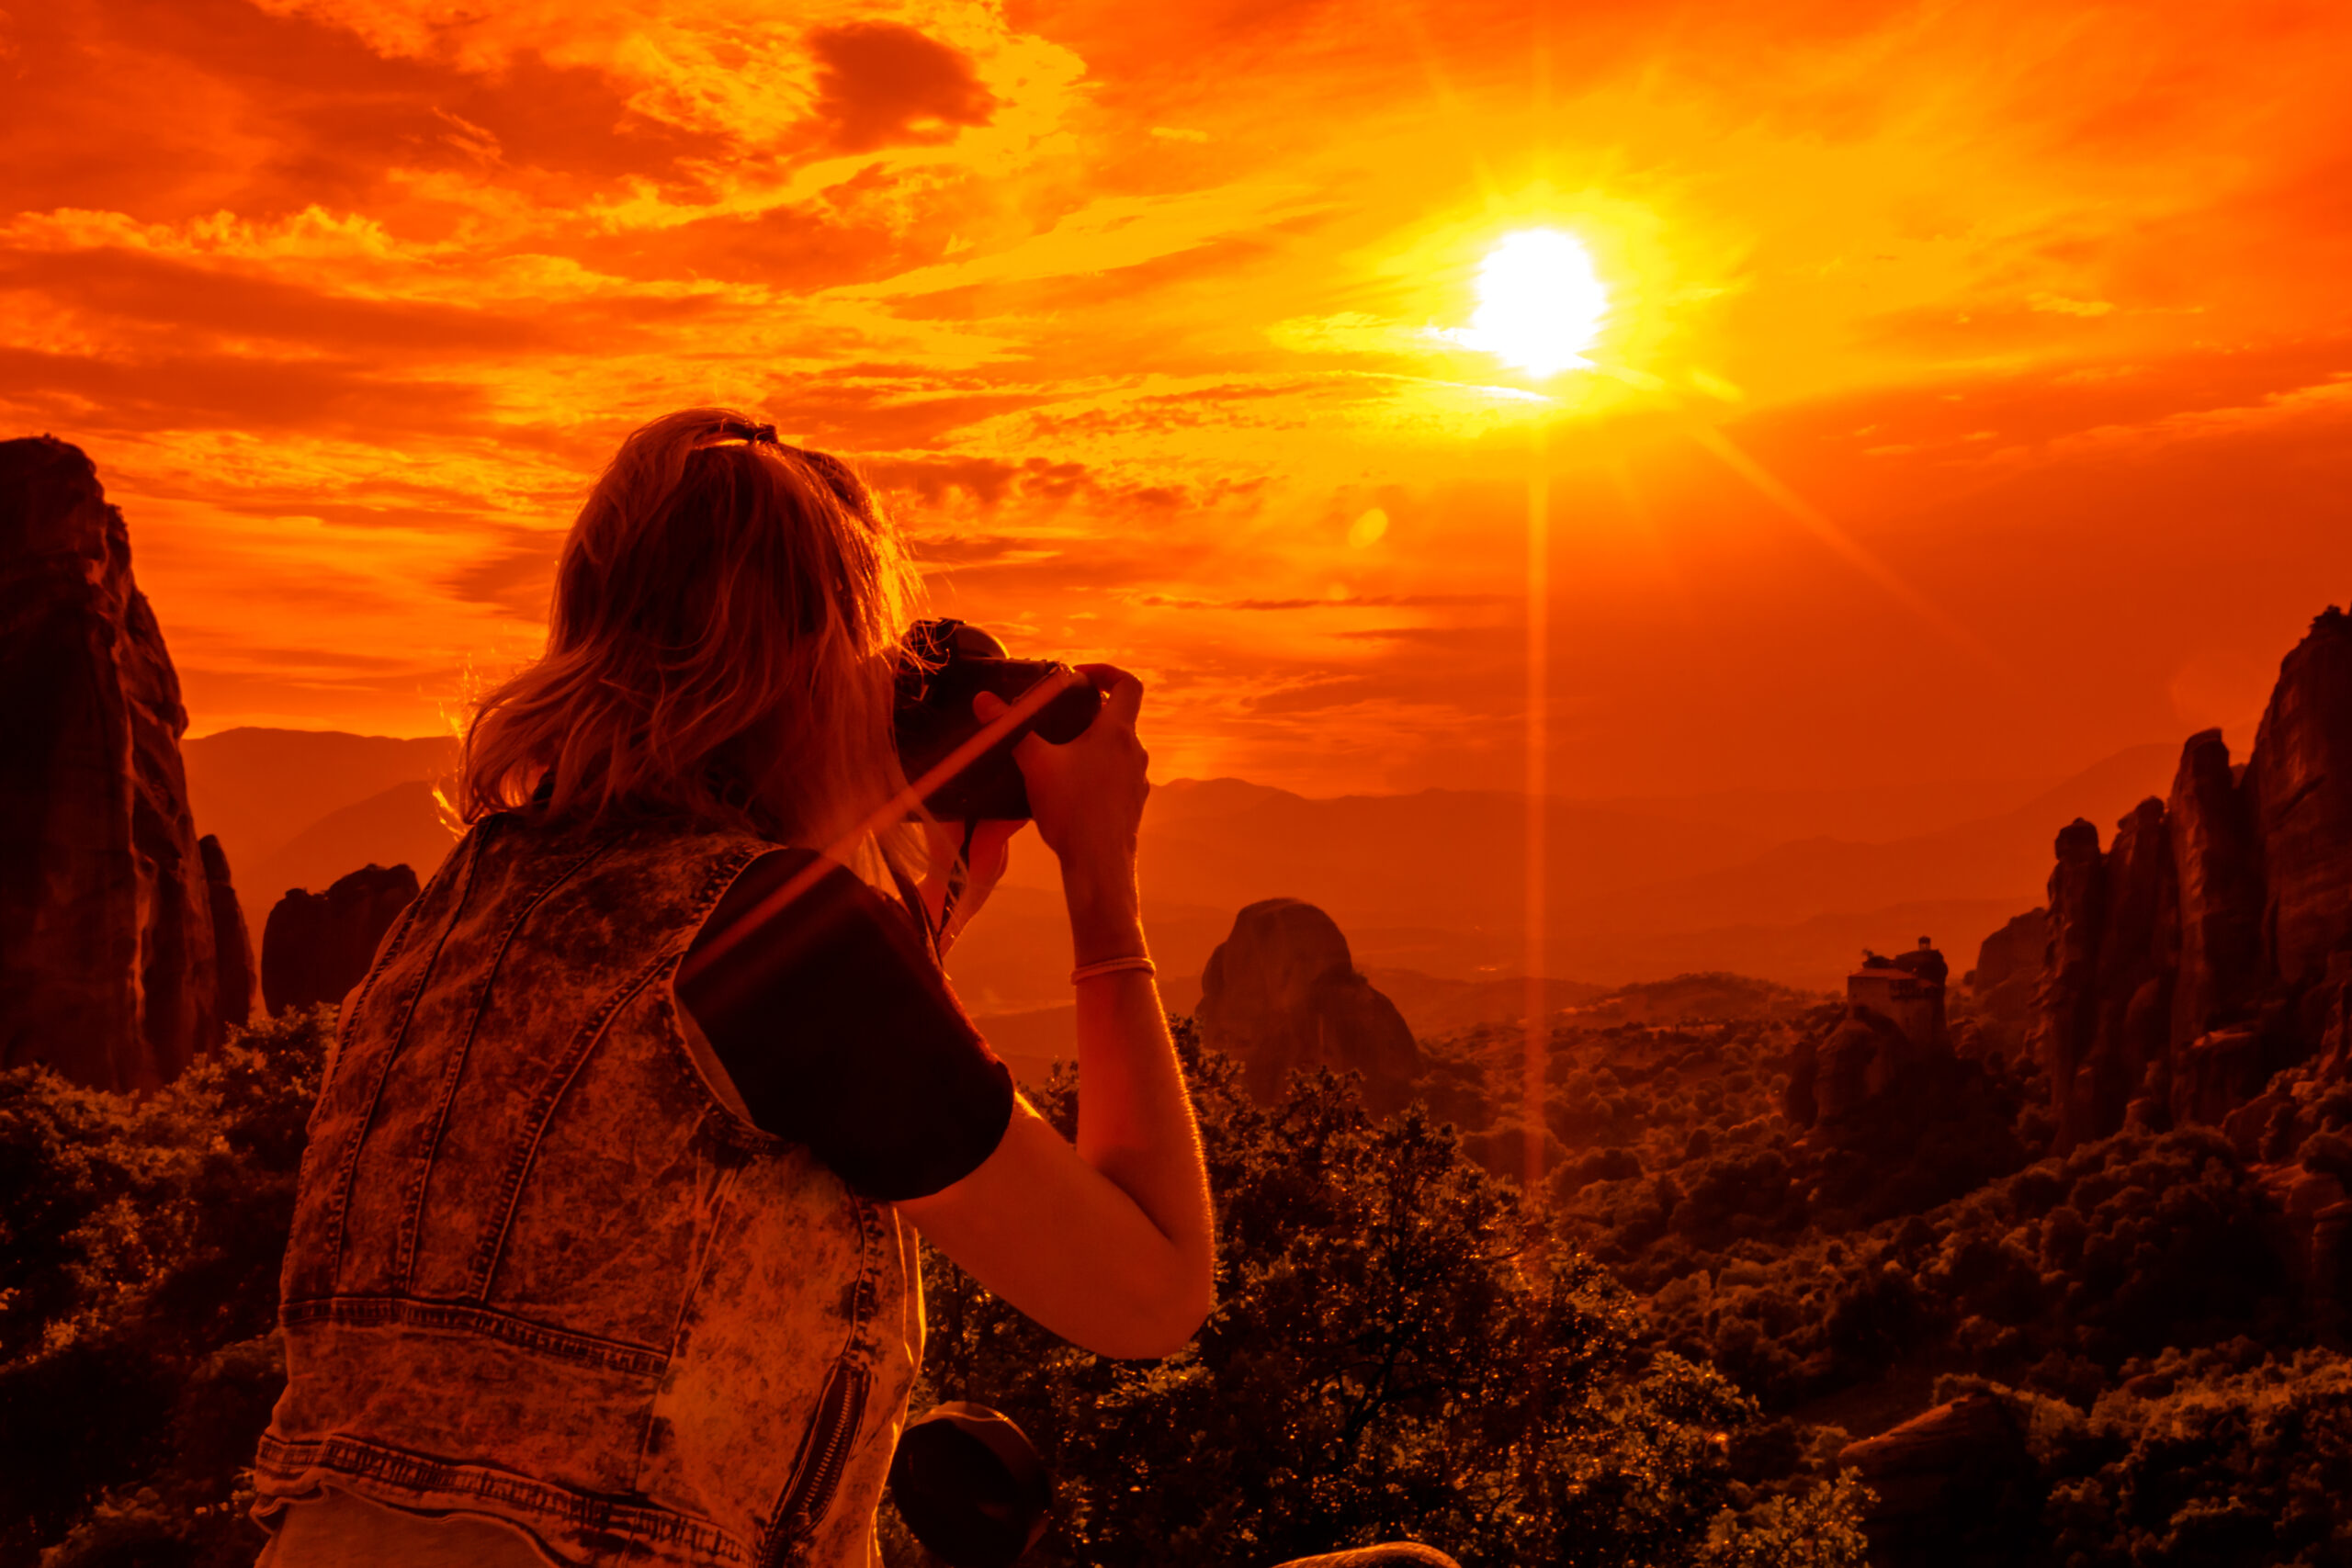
[6,2,2352,1565]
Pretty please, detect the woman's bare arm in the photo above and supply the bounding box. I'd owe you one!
[897,671,1215,1359]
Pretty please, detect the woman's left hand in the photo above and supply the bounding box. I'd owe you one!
[919,816,1025,951]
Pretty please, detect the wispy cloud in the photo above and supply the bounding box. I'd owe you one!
[2,0,2348,795]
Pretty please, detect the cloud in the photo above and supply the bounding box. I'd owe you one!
[807,22,997,152]
[0,246,556,355]
[5,0,2350,793]
[0,346,493,437]
[1135,592,1509,611]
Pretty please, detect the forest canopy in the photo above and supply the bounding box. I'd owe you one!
[0,1010,1865,1568]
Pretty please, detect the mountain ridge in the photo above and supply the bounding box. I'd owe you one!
[174,725,2184,1004]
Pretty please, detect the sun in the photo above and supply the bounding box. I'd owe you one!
[1453,228,1610,378]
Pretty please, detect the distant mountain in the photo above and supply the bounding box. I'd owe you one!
[1597,743,2177,937]
[185,728,456,888]
[177,725,2178,1001]
[986,745,2178,992]
[250,782,461,903]
[1556,897,2027,993]
[1573,773,2052,847]
[1567,972,1825,1024]
[1359,972,1611,1036]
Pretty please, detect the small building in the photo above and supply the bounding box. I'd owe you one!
[1847,936,1948,1054]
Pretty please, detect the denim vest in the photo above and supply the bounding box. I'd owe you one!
[254,814,922,1567]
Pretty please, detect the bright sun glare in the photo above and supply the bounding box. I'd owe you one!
[1454,228,1610,378]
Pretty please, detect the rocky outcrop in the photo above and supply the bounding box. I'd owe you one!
[201,835,255,1032]
[1791,942,1950,1132]
[2083,797,2177,1140]
[2038,819,2108,1149]
[1784,939,2027,1216]
[1787,1006,1910,1127]
[0,436,228,1091]
[2168,728,2263,1048]
[1837,1393,2038,1565]
[1965,908,2046,1053]
[2006,608,2352,1145]
[1196,898,1422,1113]
[2245,607,2352,990]
[260,863,419,1015]
[2252,1159,2352,1329]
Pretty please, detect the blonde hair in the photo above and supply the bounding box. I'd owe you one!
[459,408,922,857]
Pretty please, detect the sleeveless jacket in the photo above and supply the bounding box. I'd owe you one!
[253,814,923,1567]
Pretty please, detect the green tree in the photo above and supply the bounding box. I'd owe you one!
[0,1009,329,1568]
[906,1024,1866,1568]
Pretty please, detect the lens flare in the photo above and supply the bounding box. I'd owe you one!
[1453,228,1609,378]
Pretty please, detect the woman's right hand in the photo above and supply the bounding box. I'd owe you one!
[910,666,1211,1362]
[974,665,1149,885]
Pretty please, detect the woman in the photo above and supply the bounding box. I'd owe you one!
[250,409,1214,1566]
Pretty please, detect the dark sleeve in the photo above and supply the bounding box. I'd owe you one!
[677,849,1015,1202]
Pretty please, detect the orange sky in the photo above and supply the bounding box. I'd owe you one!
[6,0,2350,798]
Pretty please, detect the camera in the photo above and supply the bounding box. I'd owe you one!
[893,619,1106,821]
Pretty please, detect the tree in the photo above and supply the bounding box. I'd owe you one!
[904,1023,1866,1568]
[0,1009,329,1568]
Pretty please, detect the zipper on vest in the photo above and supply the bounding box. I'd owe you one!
[769,1357,871,1556]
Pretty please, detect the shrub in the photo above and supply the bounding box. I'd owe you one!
[0,1009,330,1568]
[1,1011,1871,1568]
[1950,1351,2352,1568]
[904,1024,1867,1568]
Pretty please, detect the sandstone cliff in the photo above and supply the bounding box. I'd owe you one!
[0,436,247,1090]
[1964,906,2046,1057]
[1782,938,2026,1215]
[201,834,255,1032]
[2039,819,2108,1148]
[2246,608,2352,991]
[1195,898,1423,1113]
[260,863,419,1015]
[2018,608,2352,1147]
[1837,1392,2036,1567]
[2167,728,2264,1048]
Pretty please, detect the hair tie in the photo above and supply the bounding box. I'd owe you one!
[719,420,778,445]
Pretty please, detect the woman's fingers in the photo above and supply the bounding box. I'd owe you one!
[1073,663,1144,729]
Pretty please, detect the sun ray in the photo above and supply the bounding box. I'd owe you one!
[1681,422,2010,674]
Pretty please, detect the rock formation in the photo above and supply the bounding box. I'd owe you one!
[2014,608,2352,1147]
[1196,898,1423,1113]
[1784,939,2027,1216]
[1786,1006,1908,1129]
[2168,728,2263,1047]
[1836,1392,2038,1566]
[1792,940,1950,1129]
[201,834,255,1032]
[260,863,420,1015]
[2085,795,2177,1140]
[2245,607,2352,990]
[1964,907,2046,1056]
[0,435,240,1091]
[2038,819,2108,1149]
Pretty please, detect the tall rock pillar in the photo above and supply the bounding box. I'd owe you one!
[2168,728,2263,1048]
[2036,818,2107,1152]
[201,834,256,1032]
[2245,608,2352,993]
[0,436,220,1090]
[2085,797,2177,1139]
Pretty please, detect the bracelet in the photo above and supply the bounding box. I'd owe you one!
[1070,954,1157,984]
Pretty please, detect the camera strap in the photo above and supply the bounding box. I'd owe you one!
[928,818,981,954]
